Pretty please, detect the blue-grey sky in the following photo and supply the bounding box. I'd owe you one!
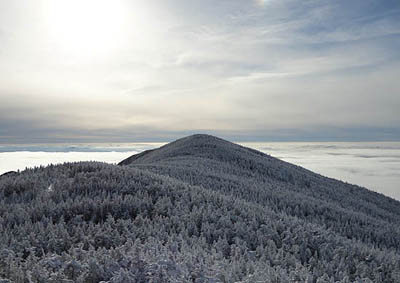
[1,0,399,142]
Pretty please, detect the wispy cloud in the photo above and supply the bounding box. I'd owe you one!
[0,0,399,141]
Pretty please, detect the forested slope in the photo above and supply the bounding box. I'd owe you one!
[121,135,400,250]
[0,134,399,282]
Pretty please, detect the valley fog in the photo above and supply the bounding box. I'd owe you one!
[1,141,399,200]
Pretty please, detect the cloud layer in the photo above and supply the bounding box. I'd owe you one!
[242,141,400,201]
[1,141,399,200]
[0,0,399,142]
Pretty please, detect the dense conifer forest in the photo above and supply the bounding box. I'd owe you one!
[1,134,400,282]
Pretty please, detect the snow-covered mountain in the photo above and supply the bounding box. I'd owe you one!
[1,134,400,282]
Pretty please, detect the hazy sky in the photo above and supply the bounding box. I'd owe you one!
[1,0,399,142]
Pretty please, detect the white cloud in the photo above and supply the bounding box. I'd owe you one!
[2,142,400,200]
[0,0,399,141]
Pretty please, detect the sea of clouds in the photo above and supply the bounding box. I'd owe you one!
[1,142,399,200]
[241,142,400,201]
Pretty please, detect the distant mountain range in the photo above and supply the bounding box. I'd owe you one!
[1,134,399,282]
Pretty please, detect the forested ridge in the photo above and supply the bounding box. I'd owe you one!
[1,134,400,282]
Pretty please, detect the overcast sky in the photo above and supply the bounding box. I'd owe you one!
[1,0,399,142]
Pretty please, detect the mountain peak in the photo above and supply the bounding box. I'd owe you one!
[169,133,229,146]
[118,134,253,165]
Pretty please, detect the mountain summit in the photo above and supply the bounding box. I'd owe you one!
[119,134,264,165]
[1,134,400,282]
[121,134,400,222]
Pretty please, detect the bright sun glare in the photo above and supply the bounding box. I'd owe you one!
[43,0,129,58]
